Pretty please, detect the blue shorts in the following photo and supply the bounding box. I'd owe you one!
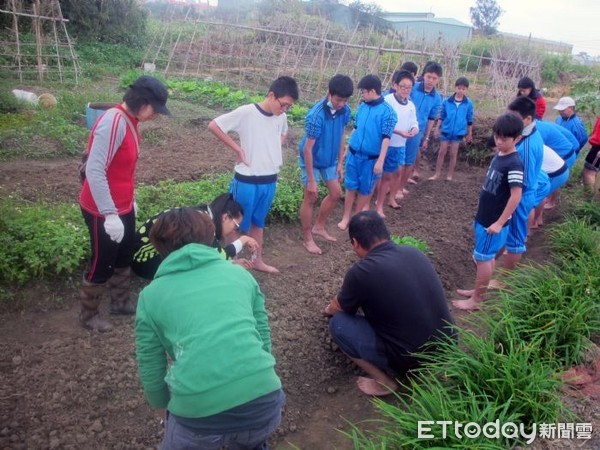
[439,133,464,143]
[300,163,338,186]
[329,313,391,370]
[473,220,509,262]
[506,190,535,254]
[404,131,423,166]
[534,171,551,208]
[548,168,569,194]
[344,151,380,196]
[564,152,577,170]
[383,146,405,173]
[229,178,276,231]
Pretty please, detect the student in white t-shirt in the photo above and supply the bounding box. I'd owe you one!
[376,70,419,214]
[208,76,299,273]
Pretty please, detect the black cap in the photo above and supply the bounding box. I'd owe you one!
[131,76,170,115]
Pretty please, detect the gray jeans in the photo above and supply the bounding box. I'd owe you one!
[160,410,281,450]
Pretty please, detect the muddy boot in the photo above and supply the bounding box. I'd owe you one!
[109,266,136,315]
[79,281,113,332]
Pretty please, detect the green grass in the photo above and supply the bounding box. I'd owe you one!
[349,323,568,448]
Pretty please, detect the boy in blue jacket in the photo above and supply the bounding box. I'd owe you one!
[429,77,474,181]
[337,75,397,230]
[403,62,442,186]
[299,74,354,254]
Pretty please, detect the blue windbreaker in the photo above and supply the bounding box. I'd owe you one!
[299,99,352,169]
[439,94,474,137]
[347,96,397,157]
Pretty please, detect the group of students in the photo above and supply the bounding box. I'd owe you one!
[453,92,595,311]
[77,67,599,448]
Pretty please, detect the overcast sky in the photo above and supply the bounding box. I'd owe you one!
[371,0,600,55]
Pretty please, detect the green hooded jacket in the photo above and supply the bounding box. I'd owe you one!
[135,243,281,418]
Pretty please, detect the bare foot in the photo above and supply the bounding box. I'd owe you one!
[428,174,439,180]
[303,240,322,255]
[451,298,481,311]
[312,227,337,242]
[376,208,386,218]
[337,219,349,231]
[394,192,404,201]
[488,279,506,290]
[356,376,397,396]
[252,261,280,274]
[456,288,474,297]
[408,177,418,185]
[446,176,453,181]
[388,201,401,210]
[402,188,409,195]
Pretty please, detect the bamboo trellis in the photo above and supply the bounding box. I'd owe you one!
[0,0,79,83]
[142,17,540,104]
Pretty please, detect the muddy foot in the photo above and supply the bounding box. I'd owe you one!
[451,298,481,311]
[312,227,337,242]
[303,240,322,255]
[356,377,397,396]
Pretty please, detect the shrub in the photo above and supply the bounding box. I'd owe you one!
[136,164,305,224]
[391,235,430,253]
[459,37,494,72]
[0,197,87,284]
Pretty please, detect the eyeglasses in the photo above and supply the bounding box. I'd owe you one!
[397,84,412,90]
[231,217,240,231]
[276,98,293,111]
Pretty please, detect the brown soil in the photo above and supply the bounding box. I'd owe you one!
[0,109,597,449]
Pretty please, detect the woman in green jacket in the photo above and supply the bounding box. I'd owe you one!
[135,207,284,449]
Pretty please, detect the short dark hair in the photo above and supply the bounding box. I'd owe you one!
[400,61,418,76]
[123,76,170,115]
[423,61,443,77]
[150,207,215,258]
[392,69,415,86]
[208,193,243,240]
[493,113,524,139]
[269,76,299,100]
[508,96,537,121]
[455,77,469,88]
[517,76,535,90]
[348,211,390,250]
[357,74,382,95]
[328,74,354,98]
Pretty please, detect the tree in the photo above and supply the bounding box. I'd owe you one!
[470,0,503,36]
[59,0,148,46]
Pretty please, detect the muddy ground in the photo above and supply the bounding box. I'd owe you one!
[0,103,597,450]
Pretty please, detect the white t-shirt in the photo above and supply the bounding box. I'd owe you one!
[542,145,566,174]
[214,104,288,176]
[384,93,419,148]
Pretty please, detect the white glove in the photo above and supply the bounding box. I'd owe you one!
[104,214,124,243]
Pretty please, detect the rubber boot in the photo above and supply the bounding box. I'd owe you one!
[109,266,136,315]
[79,280,113,332]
